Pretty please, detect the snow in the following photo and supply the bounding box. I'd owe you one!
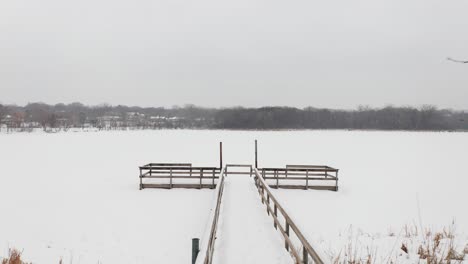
[212,176,291,263]
[0,130,467,263]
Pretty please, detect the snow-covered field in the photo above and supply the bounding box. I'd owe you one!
[0,130,467,263]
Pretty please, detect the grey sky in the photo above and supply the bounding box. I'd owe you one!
[1,0,467,109]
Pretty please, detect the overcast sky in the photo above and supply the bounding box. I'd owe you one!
[0,0,467,109]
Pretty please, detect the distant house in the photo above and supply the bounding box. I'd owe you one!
[97,115,122,128]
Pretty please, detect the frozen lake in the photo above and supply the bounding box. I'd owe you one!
[0,130,467,263]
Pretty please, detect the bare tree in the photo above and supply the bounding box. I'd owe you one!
[0,104,5,121]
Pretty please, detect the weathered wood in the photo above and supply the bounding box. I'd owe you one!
[225,164,252,167]
[274,205,278,229]
[139,167,143,190]
[262,167,338,172]
[269,185,337,191]
[253,168,325,264]
[212,169,215,188]
[199,169,203,189]
[140,175,218,179]
[263,176,336,180]
[170,168,173,189]
[140,166,218,170]
[223,171,253,175]
[141,183,216,189]
[196,167,227,264]
[149,163,192,167]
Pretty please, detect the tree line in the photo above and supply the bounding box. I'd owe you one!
[0,102,467,131]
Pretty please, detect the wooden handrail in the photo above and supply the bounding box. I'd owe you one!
[140,166,219,170]
[261,167,338,172]
[195,166,227,264]
[148,163,192,167]
[253,168,327,264]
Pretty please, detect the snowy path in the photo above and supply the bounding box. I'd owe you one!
[212,175,291,264]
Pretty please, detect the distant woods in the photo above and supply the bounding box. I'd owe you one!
[0,102,467,131]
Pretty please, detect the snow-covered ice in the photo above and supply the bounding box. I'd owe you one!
[0,130,467,263]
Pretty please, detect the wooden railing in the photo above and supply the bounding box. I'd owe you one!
[195,166,227,264]
[225,164,253,176]
[139,163,220,189]
[259,165,339,191]
[253,168,327,264]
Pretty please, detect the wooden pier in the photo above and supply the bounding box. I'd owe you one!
[139,142,338,191]
[138,141,339,264]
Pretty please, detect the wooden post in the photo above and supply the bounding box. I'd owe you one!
[219,142,223,169]
[274,205,278,229]
[200,169,203,189]
[276,169,279,188]
[254,140,258,168]
[170,168,173,189]
[267,195,270,215]
[139,168,143,190]
[285,222,290,250]
[335,170,339,191]
[261,186,265,204]
[212,168,215,188]
[306,170,309,190]
[192,238,200,264]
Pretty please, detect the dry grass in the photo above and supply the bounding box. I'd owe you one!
[1,249,30,264]
[331,223,466,264]
[417,223,465,263]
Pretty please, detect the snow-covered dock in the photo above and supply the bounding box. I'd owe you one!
[211,175,291,264]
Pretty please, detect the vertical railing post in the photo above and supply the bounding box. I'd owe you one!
[267,194,270,215]
[285,221,290,251]
[212,168,215,188]
[306,170,309,190]
[139,167,143,190]
[335,170,339,191]
[274,205,278,229]
[276,169,279,188]
[170,168,173,189]
[192,238,200,264]
[200,169,203,189]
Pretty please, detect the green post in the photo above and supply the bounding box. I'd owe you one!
[192,238,200,264]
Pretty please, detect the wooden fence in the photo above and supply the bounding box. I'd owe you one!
[253,168,327,264]
[259,165,339,191]
[139,163,220,189]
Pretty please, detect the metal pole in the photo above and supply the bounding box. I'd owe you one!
[255,140,258,168]
[192,238,200,264]
[219,142,223,169]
